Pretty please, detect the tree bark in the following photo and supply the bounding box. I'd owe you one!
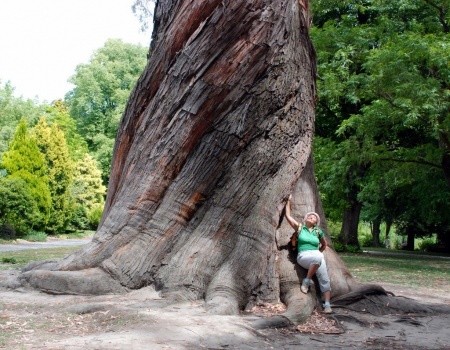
[340,200,362,248]
[340,164,368,248]
[371,217,381,247]
[406,230,415,251]
[22,0,320,311]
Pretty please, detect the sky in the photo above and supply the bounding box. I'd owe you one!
[0,0,153,103]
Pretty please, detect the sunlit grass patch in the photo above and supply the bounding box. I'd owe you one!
[340,253,450,291]
[0,246,82,270]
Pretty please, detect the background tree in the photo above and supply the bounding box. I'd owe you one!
[0,120,51,232]
[311,0,450,250]
[0,177,36,237]
[69,154,106,230]
[65,39,148,183]
[31,117,74,233]
[44,100,89,161]
[0,81,44,157]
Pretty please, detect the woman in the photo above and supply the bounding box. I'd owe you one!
[285,195,332,313]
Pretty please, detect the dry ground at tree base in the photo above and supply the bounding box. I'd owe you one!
[0,270,449,350]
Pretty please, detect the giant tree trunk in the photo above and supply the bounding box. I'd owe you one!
[18,0,445,322]
[22,0,322,312]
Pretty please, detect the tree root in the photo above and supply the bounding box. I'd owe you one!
[332,284,450,315]
[19,267,128,295]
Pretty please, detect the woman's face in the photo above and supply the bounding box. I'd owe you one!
[306,214,318,226]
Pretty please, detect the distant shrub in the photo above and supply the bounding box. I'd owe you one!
[345,244,361,253]
[1,257,17,264]
[359,233,373,247]
[418,236,437,252]
[68,206,89,230]
[0,224,16,240]
[333,241,345,252]
[87,203,104,230]
[24,230,47,242]
[332,242,361,253]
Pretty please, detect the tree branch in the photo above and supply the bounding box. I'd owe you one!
[422,0,450,33]
[378,156,442,169]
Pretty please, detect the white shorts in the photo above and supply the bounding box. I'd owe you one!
[297,250,331,293]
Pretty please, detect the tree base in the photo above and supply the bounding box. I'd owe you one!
[19,267,127,295]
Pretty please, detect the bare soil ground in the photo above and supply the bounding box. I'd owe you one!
[1,269,449,350]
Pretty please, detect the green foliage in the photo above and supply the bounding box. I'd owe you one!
[31,117,74,233]
[1,120,47,177]
[333,242,361,253]
[312,0,450,248]
[23,230,47,242]
[1,257,17,264]
[87,203,104,230]
[0,177,36,235]
[358,231,373,247]
[69,154,105,230]
[44,101,88,161]
[417,235,438,251]
[0,223,16,240]
[0,81,45,158]
[1,41,147,234]
[0,120,51,231]
[66,39,148,183]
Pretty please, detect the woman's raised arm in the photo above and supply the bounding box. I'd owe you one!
[285,195,300,231]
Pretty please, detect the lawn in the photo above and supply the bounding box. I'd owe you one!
[0,246,81,270]
[339,251,450,292]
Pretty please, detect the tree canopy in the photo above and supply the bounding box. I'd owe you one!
[311,0,450,250]
[0,38,147,236]
[65,39,148,183]
[0,120,51,232]
[0,82,45,157]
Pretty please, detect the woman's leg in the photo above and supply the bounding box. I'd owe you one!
[306,264,319,279]
[297,251,323,293]
[316,257,332,313]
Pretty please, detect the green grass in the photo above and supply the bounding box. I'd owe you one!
[55,230,95,239]
[340,252,450,291]
[22,231,48,242]
[0,230,94,244]
[0,246,82,270]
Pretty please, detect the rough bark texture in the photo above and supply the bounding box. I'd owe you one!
[22,0,319,315]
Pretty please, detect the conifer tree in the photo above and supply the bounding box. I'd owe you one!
[0,177,35,235]
[1,120,51,231]
[70,154,106,229]
[32,117,73,233]
[44,101,88,161]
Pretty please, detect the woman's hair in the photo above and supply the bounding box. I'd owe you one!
[303,212,320,226]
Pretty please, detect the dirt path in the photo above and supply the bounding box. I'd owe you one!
[1,269,449,350]
[0,238,91,252]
